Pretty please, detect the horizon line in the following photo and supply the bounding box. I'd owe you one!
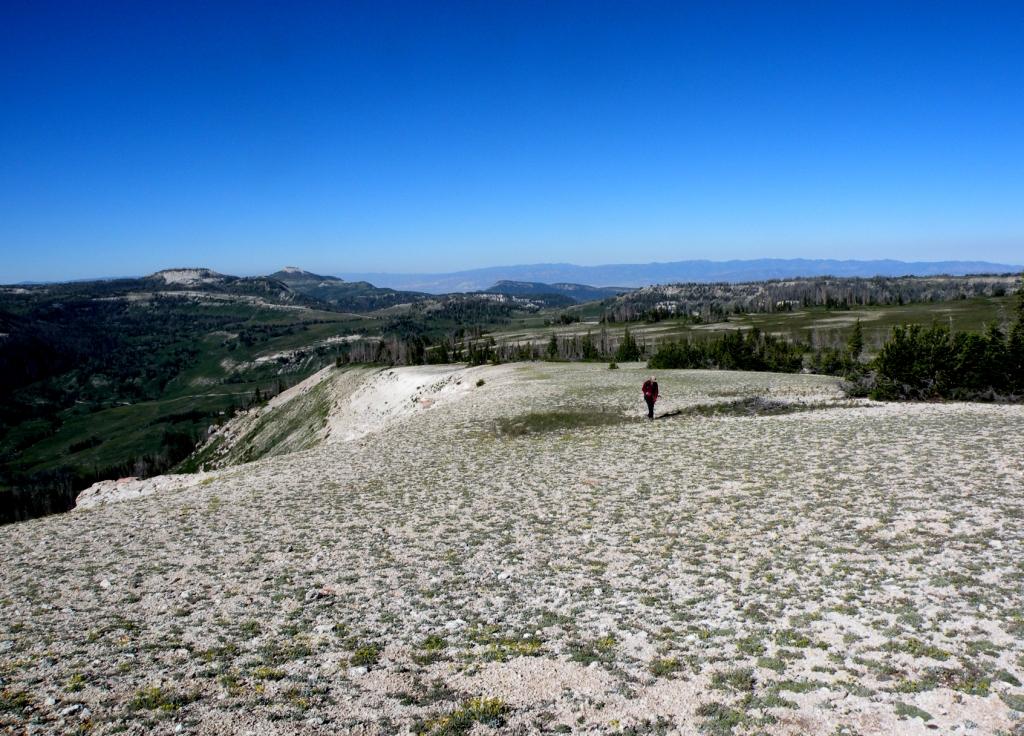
[6,256,1024,287]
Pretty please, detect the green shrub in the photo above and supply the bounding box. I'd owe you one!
[252,666,286,680]
[808,346,856,377]
[736,635,766,656]
[868,308,1023,400]
[757,656,786,673]
[695,702,747,735]
[648,328,805,373]
[894,701,933,721]
[1001,691,1024,711]
[710,667,756,692]
[415,697,510,735]
[350,644,381,667]
[128,685,197,712]
[420,634,447,651]
[568,636,617,665]
[649,657,682,676]
[0,689,30,714]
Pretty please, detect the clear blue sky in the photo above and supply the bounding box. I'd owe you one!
[2,1,1022,282]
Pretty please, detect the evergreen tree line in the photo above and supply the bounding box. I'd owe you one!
[343,324,848,371]
[646,292,1024,401]
[336,328,652,367]
[605,275,1020,323]
[457,328,652,365]
[1,430,202,524]
[864,291,1024,400]
[333,289,1024,402]
[647,328,807,373]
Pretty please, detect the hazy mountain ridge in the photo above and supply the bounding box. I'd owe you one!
[339,258,1024,292]
[483,280,633,303]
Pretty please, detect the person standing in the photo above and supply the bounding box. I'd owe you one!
[642,376,659,419]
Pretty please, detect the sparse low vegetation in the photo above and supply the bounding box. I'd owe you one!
[0,688,30,714]
[1,362,1021,733]
[128,685,198,712]
[649,656,682,676]
[494,409,634,436]
[415,697,510,735]
[659,396,852,419]
[349,643,382,668]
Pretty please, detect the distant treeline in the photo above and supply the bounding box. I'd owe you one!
[439,328,644,365]
[0,298,229,425]
[342,325,827,370]
[405,290,1024,402]
[603,274,1021,323]
[646,291,1024,401]
[324,290,1024,404]
[378,293,577,338]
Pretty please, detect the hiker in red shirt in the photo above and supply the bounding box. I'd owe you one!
[642,376,659,419]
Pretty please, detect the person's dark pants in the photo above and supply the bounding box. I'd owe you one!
[645,397,655,418]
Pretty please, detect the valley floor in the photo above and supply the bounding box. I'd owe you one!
[2,364,1023,735]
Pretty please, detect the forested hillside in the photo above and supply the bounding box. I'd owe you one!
[269,268,429,311]
[0,280,370,522]
[604,274,1021,323]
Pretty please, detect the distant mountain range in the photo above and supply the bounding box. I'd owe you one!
[339,258,1024,293]
[483,280,632,303]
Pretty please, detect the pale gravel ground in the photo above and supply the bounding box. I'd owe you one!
[2,363,1024,735]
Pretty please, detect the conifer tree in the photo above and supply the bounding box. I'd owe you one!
[847,319,864,360]
[546,333,559,360]
[614,327,641,362]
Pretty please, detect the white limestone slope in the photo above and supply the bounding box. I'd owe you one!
[324,363,516,442]
[74,363,515,507]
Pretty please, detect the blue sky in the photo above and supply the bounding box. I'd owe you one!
[1,1,1022,282]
